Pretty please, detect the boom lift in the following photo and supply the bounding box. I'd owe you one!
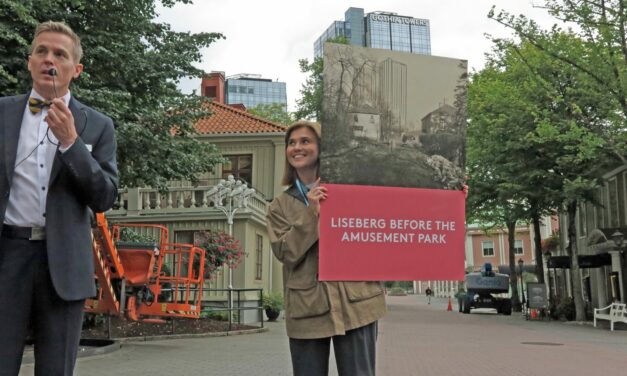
[84,213,206,323]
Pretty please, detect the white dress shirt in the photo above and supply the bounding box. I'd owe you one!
[4,90,71,227]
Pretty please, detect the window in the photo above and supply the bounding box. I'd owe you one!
[223,155,252,184]
[482,241,495,257]
[609,178,619,227]
[514,240,523,255]
[255,235,263,280]
[175,230,194,244]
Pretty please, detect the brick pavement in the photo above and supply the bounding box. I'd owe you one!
[19,295,627,375]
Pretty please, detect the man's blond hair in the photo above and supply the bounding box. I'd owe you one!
[31,21,83,62]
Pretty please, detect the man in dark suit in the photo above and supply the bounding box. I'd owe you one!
[0,21,118,375]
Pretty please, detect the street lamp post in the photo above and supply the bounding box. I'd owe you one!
[611,231,625,302]
[545,251,554,304]
[518,258,526,309]
[207,175,255,321]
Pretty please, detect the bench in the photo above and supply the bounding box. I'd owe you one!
[594,303,627,331]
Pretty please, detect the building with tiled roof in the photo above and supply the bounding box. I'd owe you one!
[192,98,286,201]
[108,82,290,324]
[194,100,286,135]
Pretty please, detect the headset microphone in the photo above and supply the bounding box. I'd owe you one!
[48,68,57,76]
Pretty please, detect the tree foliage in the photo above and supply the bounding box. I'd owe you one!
[0,0,225,190]
[294,56,323,121]
[489,0,627,162]
[248,103,293,125]
[294,36,348,121]
[469,1,624,320]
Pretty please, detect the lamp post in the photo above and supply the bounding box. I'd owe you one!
[611,231,625,302]
[545,251,554,304]
[207,175,255,321]
[518,258,526,308]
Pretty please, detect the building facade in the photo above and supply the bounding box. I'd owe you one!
[108,99,288,323]
[414,217,557,298]
[555,163,627,313]
[202,72,287,111]
[314,7,431,58]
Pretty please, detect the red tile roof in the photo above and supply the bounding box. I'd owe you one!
[194,100,286,135]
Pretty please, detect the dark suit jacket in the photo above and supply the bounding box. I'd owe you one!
[0,93,118,301]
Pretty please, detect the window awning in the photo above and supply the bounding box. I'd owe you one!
[547,253,612,269]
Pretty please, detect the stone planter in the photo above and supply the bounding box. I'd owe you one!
[265,308,280,321]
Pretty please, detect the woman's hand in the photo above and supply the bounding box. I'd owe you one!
[307,178,328,215]
[462,184,469,199]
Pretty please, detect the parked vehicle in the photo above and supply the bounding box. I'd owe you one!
[462,263,511,315]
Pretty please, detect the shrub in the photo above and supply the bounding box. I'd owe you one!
[556,297,575,321]
[388,287,407,296]
[262,291,284,311]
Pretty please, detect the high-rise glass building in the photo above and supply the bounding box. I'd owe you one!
[314,7,431,58]
[225,74,287,110]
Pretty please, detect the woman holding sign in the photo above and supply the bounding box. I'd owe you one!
[266,120,386,376]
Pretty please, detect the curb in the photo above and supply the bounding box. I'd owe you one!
[21,326,268,364]
[105,326,269,343]
[22,339,120,365]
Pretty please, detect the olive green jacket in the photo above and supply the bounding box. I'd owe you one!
[266,186,386,339]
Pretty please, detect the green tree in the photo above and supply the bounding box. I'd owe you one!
[467,60,534,311]
[489,2,625,321]
[248,103,293,125]
[294,57,323,121]
[489,0,627,161]
[0,0,225,190]
[294,36,348,121]
[469,32,611,320]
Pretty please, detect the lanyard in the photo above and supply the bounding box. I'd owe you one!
[295,179,309,207]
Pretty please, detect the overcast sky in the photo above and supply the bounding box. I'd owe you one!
[156,0,559,111]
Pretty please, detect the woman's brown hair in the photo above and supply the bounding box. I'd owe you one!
[282,120,321,186]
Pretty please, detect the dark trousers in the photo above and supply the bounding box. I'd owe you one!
[0,236,84,376]
[289,321,377,376]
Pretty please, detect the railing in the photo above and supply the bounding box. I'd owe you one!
[109,185,268,218]
[200,288,265,332]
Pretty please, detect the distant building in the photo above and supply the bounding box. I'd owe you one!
[421,104,456,134]
[201,72,287,111]
[314,7,431,58]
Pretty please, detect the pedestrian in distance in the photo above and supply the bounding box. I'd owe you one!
[0,21,118,375]
[426,286,433,304]
[266,120,386,376]
[455,287,466,312]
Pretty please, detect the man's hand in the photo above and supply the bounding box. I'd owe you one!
[46,98,78,149]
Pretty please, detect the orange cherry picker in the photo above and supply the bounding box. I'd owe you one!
[84,213,206,323]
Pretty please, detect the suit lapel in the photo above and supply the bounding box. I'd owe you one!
[3,94,28,182]
[49,97,86,186]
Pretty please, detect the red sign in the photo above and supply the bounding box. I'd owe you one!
[319,184,465,281]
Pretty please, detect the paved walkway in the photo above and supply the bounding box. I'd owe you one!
[19,295,627,375]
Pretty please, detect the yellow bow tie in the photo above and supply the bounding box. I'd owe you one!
[28,97,51,114]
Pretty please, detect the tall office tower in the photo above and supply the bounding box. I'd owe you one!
[225,74,287,111]
[314,7,431,58]
[379,58,408,135]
